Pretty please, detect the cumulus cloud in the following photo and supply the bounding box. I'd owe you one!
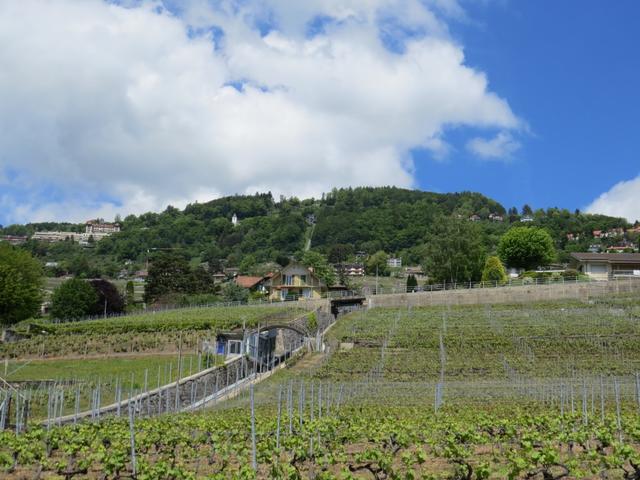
[466,131,521,160]
[586,176,640,223]
[0,0,520,223]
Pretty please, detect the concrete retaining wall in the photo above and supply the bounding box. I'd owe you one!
[367,279,640,309]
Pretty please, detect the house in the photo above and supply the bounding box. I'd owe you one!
[469,214,481,222]
[587,244,601,253]
[606,245,636,254]
[234,275,268,293]
[520,215,534,223]
[134,270,148,281]
[334,263,365,277]
[387,257,402,268]
[488,213,504,222]
[215,330,277,363]
[85,220,120,235]
[212,272,227,283]
[32,231,80,242]
[570,252,640,280]
[0,235,28,245]
[627,226,640,234]
[566,233,580,242]
[405,266,425,277]
[264,262,326,301]
[606,228,625,237]
[592,230,603,239]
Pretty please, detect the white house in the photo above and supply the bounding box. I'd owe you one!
[570,252,640,280]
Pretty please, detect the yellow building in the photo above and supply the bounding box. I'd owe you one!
[266,263,326,301]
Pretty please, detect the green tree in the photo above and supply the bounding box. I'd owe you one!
[301,250,336,286]
[481,256,508,284]
[125,280,135,305]
[144,253,192,303]
[366,251,389,276]
[239,254,257,274]
[327,244,353,264]
[422,217,486,284]
[222,281,249,302]
[88,279,125,316]
[50,278,98,321]
[497,226,556,270]
[0,243,43,326]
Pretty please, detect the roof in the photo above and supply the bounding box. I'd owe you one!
[571,252,640,264]
[235,276,265,289]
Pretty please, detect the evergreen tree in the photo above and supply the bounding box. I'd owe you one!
[481,256,508,284]
[406,274,418,292]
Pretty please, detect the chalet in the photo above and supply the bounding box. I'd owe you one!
[469,214,481,222]
[488,213,504,222]
[264,262,326,301]
[520,215,534,223]
[570,252,640,280]
[334,263,365,277]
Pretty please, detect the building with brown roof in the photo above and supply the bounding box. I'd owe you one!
[570,252,640,280]
[234,275,268,293]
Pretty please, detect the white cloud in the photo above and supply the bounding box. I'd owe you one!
[466,131,520,160]
[0,0,520,223]
[586,176,640,223]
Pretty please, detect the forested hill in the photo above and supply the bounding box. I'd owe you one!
[1,187,632,277]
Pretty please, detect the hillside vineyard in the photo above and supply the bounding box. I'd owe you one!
[3,293,640,478]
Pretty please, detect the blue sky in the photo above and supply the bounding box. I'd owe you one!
[0,0,639,225]
[416,0,640,214]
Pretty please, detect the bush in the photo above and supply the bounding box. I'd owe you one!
[481,256,507,284]
[50,278,98,321]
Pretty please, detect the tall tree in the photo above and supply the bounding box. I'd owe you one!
[0,243,43,326]
[366,251,390,276]
[144,253,192,303]
[50,278,98,321]
[301,250,336,286]
[88,279,125,316]
[497,226,556,270]
[422,217,486,284]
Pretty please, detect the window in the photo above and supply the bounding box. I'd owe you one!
[300,274,307,285]
[303,288,312,298]
[281,288,288,300]
[228,340,242,355]
[284,275,293,286]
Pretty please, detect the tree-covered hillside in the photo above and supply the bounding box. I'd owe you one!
[1,187,634,279]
